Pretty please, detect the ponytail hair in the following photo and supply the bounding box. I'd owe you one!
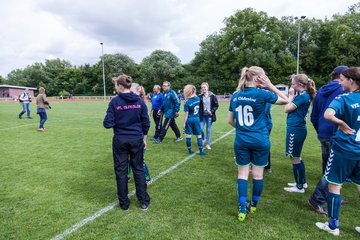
[131,83,147,101]
[291,74,317,102]
[237,66,265,91]
[112,74,132,89]
[183,84,196,100]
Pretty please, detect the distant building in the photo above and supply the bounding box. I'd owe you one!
[0,85,37,100]
[275,84,289,96]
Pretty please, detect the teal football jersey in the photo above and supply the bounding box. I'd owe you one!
[229,87,278,142]
[328,92,360,159]
[286,92,311,128]
[184,96,200,118]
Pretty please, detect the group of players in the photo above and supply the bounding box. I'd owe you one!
[104,66,360,236]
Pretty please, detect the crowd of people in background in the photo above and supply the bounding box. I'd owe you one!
[16,64,359,236]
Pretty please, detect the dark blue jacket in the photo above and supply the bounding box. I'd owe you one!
[103,92,150,138]
[310,80,344,138]
[161,89,180,118]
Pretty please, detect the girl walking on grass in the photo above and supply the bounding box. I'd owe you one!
[283,74,316,193]
[36,87,51,132]
[228,66,289,222]
[182,84,207,156]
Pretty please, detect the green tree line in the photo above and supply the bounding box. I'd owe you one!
[1,3,359,96]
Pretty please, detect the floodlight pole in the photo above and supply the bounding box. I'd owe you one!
[295,16,306,74]
[100,42,106,100]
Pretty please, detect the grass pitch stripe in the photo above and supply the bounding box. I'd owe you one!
[50,128,235,240]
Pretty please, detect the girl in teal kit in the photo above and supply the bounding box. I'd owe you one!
[182,84,207,156]
[283,74,316,193]
[228,66,289,222]
[316,67,360,236]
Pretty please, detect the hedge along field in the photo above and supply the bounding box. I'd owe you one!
[0,101,359,240]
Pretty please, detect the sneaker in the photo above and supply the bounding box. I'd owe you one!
[150,137,156,141]
[154,138,162,144]
[27,117,33,119]
[341,199,349,205]
[246,202,256,213]
[205,145,211,150]
[37,128,45,132]
[120,205,129,211]
[175,137,183,142]
[287,182,308,188]
[264,168,272,173]
[284,186,305,193]
[141,203,149,211]
[315,222,340,236]
[199,151,207,156]
[355,226,360,234]
[308,200,328,216]
[189,150,195,155]
[146,180,152,186]
[238,212,246,222]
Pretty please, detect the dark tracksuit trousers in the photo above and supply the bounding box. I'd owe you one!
[158,116,181,141]
[152,110,162,139]
[112,137,150,209]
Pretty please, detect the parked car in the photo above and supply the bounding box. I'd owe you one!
[223,93,231,99]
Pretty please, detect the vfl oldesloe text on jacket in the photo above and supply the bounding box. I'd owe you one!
[103,92,150,138]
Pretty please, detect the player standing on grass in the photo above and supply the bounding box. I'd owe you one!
[308,65,348,215]
[182,84,207,156]
[283,74,316,193]
[128,83,152,185]
[315,67,360,236]
[228,66,289,222]
[103,75,150,211]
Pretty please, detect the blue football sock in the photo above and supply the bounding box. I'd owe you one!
[327,192,341,229]
[186,138,192,153]
[292,163,303,189]
[197,138,204,152]
[237,179,248,214]
[300,160,306,184]
[252,179,263,207]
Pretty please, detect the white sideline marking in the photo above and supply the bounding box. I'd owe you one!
[50,129,235,240]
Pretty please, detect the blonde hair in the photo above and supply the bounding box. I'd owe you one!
[131,83,147,101]
[201,82,209,88]
[291,74,317,102]
[38,87,45,94]
[237,66,265,91]
[112,74,132,89]
[183,84,196,100]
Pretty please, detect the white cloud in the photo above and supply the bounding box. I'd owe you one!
[0,0,358,77]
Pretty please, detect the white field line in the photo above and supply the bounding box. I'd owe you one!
[50,128,235,240]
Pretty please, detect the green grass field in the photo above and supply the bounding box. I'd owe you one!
[0,101,359,240]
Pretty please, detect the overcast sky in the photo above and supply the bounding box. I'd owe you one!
[0,0,357,77]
